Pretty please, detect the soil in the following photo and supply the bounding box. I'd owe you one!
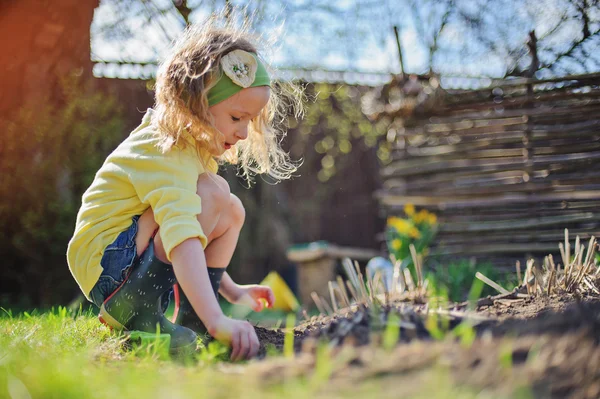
[477,292,592,320]
[253,294,600,398]
[255,302,434,357]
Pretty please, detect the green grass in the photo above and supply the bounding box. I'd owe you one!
[0,307,523,399]
[0,307,302,398]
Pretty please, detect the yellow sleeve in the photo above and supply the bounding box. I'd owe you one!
[129,149,207,261]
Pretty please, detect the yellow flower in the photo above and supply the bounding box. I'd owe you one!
[404,204,415,217]
[386,216,398,228]
[391,239,402,251]
[414,209,429,224]
[409,228,421,239]
[428,214,437,225]
[387,217,414,236]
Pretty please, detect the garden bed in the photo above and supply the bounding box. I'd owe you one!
[251,233,600,398]
[253,293,600,398]
[256,292,600,351]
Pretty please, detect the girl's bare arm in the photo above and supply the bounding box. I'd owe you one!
[170,237,224,331]
[170,237,259,360]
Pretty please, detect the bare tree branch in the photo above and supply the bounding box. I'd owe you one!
[173,0,192,25]
[542,28,600,69]
[92,0,600,78]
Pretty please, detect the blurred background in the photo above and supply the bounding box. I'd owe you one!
[1,0,599,308]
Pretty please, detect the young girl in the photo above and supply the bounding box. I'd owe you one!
[67,18,299,360]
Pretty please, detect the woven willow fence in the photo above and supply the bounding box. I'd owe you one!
[375,73,600,267]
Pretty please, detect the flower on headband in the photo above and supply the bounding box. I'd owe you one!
[221,50,257,88]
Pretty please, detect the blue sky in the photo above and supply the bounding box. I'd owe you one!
[91,0,414,73]
[91,0,594,83]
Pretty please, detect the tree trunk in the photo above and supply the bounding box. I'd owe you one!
[0,0,99,119]
[0,0,99,306]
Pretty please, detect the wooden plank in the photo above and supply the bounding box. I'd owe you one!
[399,142,600,164]
[419,100,600,124]
[393,135,600,161]
[383,167,600,191]
[440,208,600,222]
[434,102,600,126]
[432,243,561,255]
[437,213,597,233]
[382,150,600,178]
[400,117,600,140]
[378,190,600,208]
[438,89,600,113]
[440,90,577,111]
[412,183,600,198]
[443,72,600,93]
[399,174,600,195]
[437,231,599,245]
[383,204,600,221]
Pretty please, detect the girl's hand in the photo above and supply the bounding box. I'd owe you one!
[208,315,259,361]
[234,284,275,312]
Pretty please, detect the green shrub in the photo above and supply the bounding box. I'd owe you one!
[0,76,125,306]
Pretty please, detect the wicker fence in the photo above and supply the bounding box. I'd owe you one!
[376,73,600,268]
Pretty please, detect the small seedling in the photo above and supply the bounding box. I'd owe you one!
[264,343,279,357]
[498,341,513,370]
[198,340,229,363]
[284,313,296,358]
[382,312,401,350]
[467,277,485,311]
[129,327,171,361]
[425,312,445,341]
[452,321,476,348]
[310,341,333,386]
[425,279,451,340]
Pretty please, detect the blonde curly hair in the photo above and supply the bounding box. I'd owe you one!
[152,13,303,182]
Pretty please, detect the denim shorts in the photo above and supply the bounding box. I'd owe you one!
[89,215,140,307]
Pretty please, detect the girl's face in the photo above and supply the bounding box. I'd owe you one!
[208,86,270,155]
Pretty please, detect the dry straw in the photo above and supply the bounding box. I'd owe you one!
[308,229,598,319]
[520,229,598,296]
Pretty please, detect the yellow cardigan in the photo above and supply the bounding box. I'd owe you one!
[67,109,218,299]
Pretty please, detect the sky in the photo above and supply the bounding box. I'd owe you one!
[90,0,594,86]
[90,0,417,74]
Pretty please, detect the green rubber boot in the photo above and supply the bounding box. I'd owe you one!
[174,267,225,334]
[98,240,198,356]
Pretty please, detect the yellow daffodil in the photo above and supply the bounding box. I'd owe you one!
[387,217,414,236]
[414,209,429,224]
[409,228,421,239]
[428,213,437,225]
[404,204,415,217]
[391,239,402,251]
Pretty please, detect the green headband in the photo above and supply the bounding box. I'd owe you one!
[207,50,271,107]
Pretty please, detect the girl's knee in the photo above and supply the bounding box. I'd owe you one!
[206,193,245,243]
[197,173,230,211]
